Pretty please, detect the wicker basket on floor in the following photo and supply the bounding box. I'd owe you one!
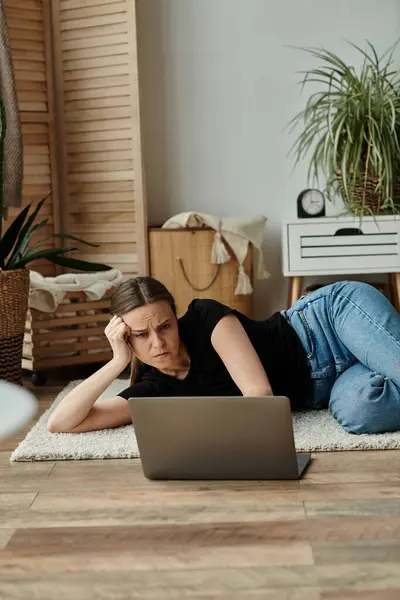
[23,287,116,385]
[0,268,30,385]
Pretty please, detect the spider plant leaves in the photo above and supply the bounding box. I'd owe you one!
[288,40,400,215]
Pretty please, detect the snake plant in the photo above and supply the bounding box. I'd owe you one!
[0,194,112,271]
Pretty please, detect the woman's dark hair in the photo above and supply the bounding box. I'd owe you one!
[110,276,177,385]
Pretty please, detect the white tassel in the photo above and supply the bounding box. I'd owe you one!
[235,265,253,295]
[211,231,230,264]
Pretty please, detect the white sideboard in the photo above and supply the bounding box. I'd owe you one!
[282,216,400,309]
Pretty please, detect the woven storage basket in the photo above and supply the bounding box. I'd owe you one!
[336,171,400,214]
[0,268,30,385]
[149,227,253,317]
[23,288,116,384]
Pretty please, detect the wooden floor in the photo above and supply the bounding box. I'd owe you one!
[1,368,400,599]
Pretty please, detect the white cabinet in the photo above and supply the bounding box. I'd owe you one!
[281,216,400,308]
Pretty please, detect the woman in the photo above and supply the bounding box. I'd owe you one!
[47,276,400,435]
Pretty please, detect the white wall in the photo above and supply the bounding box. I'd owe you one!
[136,0,400,318]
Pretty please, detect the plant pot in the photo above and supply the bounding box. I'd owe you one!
[0,268,30,385]
[336,171,400,215]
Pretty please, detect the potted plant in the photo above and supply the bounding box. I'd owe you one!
[0,106,112,385]
[288,41,400,216]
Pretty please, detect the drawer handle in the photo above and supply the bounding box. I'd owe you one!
[334,227,363,236]
[176,257,220,291]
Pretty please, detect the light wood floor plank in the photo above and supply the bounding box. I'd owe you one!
[0,530,14,550]
[321,589,400,599]
[313,540,400,565]
[6,516,400,553]
[0,493,37,509]
[1,564,400,598]
[0,542,314,573]
[305,499,400,518]
[28,483,400,511]
[0,501,307,528]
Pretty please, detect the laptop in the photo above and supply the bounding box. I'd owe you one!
[128,395,311,480]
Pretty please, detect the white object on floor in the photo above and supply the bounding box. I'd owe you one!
[0,381,38,441]
[9,379,400,462]
[29,268,124,313]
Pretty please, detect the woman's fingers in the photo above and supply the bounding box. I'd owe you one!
[105,316,127,339]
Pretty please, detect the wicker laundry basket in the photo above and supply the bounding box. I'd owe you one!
[23,288,116,385]
[149,227,253,317]
[0,268,30,385]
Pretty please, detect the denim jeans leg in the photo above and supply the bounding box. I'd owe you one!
[281,283,357,409]
[329,362,400,433]
[283,280,400,432]
[326,280,400,432]
[326,281,400,381]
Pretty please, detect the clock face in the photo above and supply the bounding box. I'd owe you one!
[301,189,325,215]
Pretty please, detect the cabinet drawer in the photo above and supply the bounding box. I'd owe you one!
[285,220,400,275]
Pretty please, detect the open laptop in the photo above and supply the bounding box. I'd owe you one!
[128,395,311,480]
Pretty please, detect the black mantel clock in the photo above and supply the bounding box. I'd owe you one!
[297,189,326,218]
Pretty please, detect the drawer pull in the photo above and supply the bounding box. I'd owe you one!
[334,227,363,236]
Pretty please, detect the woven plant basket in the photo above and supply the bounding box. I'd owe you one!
[0,268,30,385]
[336,170,400,215]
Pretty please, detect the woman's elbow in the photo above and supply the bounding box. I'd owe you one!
[243,386,273,397]
[47,418,73,434]
[47,419,62,433]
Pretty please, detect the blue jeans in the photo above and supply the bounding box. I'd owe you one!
[280,280,400,434]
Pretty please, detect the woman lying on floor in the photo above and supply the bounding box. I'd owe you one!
[47,276,400,436]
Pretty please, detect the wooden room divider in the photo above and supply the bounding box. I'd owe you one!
[51,0,148,278]
[3,0,148,279]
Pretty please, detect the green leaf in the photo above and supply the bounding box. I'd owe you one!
[6,218,49,268]
[49,233,100,247]
[48,255,113,272]
[0,204,31,268]
[18,231,100,261]
[10,194,50,261]
[10,247,77,270]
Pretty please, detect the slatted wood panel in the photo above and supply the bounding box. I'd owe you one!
[22,289,115,371]
[3,0,60,276]
[52,0,148,279]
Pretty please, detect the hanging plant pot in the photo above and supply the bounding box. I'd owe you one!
[0,268,30,385]
[288,41,400,217]
[335,171,400,215]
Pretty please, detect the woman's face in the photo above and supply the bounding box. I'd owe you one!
[122,300,180,368]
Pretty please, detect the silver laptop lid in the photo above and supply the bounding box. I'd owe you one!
[128,395,306,480]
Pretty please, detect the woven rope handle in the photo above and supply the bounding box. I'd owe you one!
[176,257,220,291]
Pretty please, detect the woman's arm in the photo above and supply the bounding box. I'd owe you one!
[210,314,273,396]
[47,358,132,433]
[47,314,134,433]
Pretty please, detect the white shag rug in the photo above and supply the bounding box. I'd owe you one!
[10,378,400,462]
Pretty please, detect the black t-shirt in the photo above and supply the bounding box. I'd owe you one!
[118,299,312,410]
